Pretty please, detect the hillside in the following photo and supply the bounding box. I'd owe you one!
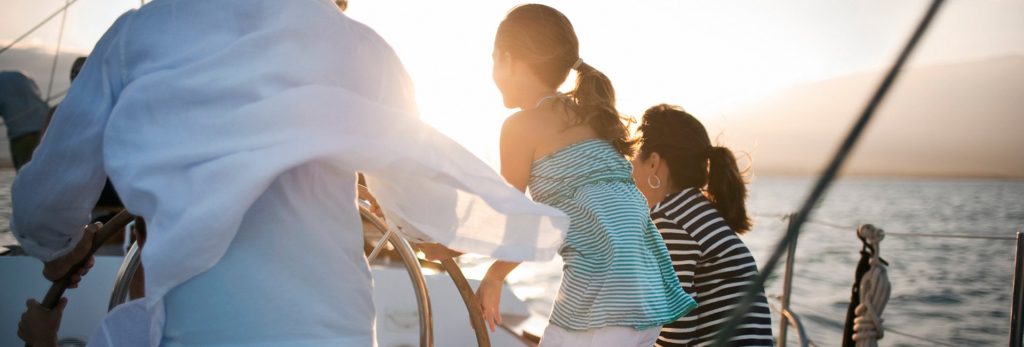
[712,56,1024,179]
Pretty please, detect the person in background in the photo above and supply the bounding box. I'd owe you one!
[631,104,774,346]
[0,71,48,170]
[41,57,87,136]
[478,4,696,346]
[70,57,87,81]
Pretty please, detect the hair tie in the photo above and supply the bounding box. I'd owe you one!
[572,58,583,70]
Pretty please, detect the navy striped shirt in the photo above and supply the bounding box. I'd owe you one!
[653,188,774,346]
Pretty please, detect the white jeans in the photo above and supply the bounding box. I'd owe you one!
[539,324,662,347]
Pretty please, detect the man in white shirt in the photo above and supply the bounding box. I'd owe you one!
[12,0,567,345]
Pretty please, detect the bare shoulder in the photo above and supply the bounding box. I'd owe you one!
[501,108,548,142]
[503,105,598,160]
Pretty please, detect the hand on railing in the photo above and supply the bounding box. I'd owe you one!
[42,223,100,288]
[357,184,384,218]
[17,297,67,347]
[414,242,464,261]
[475,277,504,332]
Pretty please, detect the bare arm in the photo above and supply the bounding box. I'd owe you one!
[499,113,534,193]
[490,114,537,276]
[487,113,537,276]
[476,114,536,331]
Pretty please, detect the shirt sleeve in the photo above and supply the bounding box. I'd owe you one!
[654,213,698,294]
[88,299,149,347]
[10,11,134,261]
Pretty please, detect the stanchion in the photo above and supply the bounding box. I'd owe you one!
[1009,231,1023,347]
[778,215,798,347]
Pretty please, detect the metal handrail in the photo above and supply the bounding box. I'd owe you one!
[438,258,491,347]
[358,205,435,347]
[778,215,798,347]
[107,241,141,310]
[1010,231,1023,347]
[780,308,811,347]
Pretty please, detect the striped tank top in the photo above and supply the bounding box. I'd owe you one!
[528,139,697,331]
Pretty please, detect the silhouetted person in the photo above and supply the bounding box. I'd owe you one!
[0,71,47,170]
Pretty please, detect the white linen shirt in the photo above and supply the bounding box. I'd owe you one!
[11,0,568,345]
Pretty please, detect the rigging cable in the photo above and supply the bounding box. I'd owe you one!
[710,0,947,345]
[45,0,72,102]
[0,0,82,56]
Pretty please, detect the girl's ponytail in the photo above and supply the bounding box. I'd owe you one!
[495,4,634,156]
[570,61,634,156]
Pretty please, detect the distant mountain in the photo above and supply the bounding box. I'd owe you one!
[711,56,1024,179]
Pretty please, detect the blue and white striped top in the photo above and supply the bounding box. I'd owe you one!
[528,139,697,331]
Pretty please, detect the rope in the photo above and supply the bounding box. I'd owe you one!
[0,0,83,56]
[807,218,855,230]
[757,210,1014,241]
[752,212,790,220]
[779,296,962,347]
[46,88,69,105]
[45,0,71,101]
[805,218,1016,241]
[884,231,1014,241]
[852,225,890,347]
[885,328,959,347]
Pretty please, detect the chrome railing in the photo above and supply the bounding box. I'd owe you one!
[1010,231,1023,347]
[359,204,434,347]
[779,307,810,347]
[107,241,141,310]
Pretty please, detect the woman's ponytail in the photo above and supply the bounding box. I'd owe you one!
[637,104,752,234]
[570,62,634,156]
[707,146,751,234]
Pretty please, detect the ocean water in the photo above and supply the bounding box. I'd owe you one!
[745,177,1023,346]
[3,169,1022,346]
[494,176,1024,346]
[0,170,12,248]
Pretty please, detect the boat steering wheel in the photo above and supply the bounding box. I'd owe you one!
[109,195,493,347]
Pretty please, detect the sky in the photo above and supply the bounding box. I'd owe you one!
[2,0,1022,168]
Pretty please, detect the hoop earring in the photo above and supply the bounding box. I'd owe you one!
[647,174,662,189]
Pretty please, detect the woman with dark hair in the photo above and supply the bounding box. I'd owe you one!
[477,5,695,346]
[632,104,774,346]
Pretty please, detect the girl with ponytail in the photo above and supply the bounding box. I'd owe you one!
[478,5,695,346]
[631,104,774,346]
